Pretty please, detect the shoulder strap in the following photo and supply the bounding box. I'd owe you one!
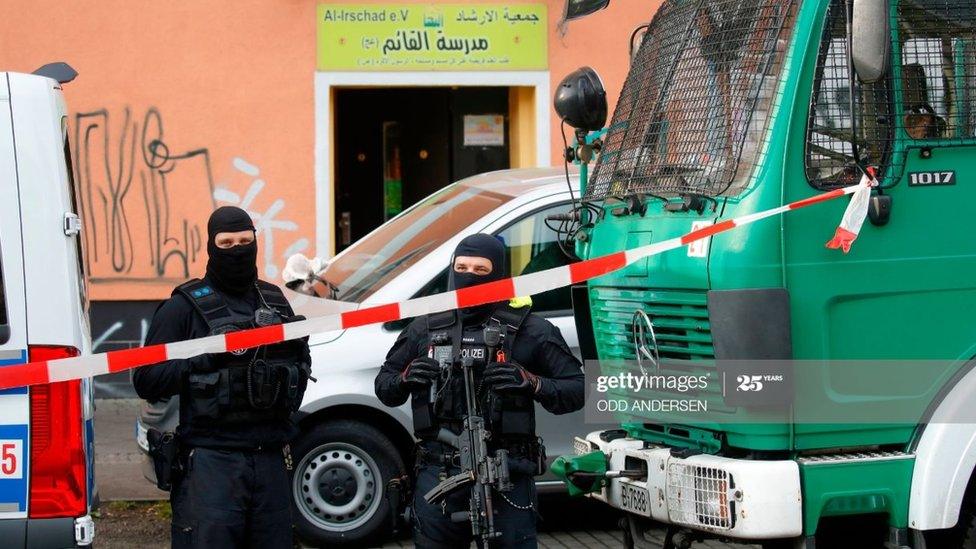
[174,278,232,330]
[427,310,457,331]
[255,280,294,316]
[490,303,531,358]
[491,303,531,333]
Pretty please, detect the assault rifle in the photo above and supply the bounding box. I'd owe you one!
[423,322,512,541]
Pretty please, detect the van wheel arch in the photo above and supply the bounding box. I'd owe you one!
[297,403,415,467]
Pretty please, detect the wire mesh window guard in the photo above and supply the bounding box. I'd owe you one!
[807,0,976,188]
[897,1,976,141]
[586,0,798,201]
[807,0,895,188]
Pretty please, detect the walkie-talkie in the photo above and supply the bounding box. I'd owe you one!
[484,322,505,363]
[428,332,452,403]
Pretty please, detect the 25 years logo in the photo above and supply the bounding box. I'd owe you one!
[735,374,784,392]
[736,375,764,392]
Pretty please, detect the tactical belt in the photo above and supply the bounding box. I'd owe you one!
[192,443,283,453]
[490,439,543,461]
[417,438,542,468]
[416,441,461,467]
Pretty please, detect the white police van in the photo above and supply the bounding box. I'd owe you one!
[0,64,95,547]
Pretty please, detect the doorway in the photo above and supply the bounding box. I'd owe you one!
[333,87,510,252]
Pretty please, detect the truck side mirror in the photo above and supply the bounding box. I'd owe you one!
[564,0,610,21]
[851,0,890,83]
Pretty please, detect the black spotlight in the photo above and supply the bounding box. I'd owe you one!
[553,66,608,132]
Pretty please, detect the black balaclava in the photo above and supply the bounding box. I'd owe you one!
[206,206,258,294]
[448,233,508,322]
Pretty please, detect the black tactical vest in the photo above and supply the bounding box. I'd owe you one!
[412,303,535,443]
[176,279,309,427]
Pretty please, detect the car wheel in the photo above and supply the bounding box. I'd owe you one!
[290,419,406,547]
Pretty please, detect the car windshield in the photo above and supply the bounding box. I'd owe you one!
[323,184,513,302]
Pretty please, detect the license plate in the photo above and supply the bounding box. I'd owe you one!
[619,482,650,515]
[573,437,590,456]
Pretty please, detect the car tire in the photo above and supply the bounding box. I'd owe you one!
[289,419,406,547]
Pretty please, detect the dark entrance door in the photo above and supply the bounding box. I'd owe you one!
[333,87,510,253]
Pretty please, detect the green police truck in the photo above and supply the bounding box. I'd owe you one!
[551,0,976,547]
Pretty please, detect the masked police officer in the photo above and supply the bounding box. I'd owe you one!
[133,206,311,549]
[375,233,585,548]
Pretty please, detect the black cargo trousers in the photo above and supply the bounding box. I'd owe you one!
[170,447,292,549]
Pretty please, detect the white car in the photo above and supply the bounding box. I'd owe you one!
[140,167,597,547]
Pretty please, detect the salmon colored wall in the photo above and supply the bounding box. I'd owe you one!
[0,0,660,301]
[0,0,317,301]
[545,0,661,164]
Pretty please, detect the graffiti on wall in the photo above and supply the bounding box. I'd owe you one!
[75,107,307,292]
[75,107,213,284]
[89,301,158,398]
[213,157,310,279]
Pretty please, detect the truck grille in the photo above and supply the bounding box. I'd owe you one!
[590,287,714,361]
[590,287,734,412]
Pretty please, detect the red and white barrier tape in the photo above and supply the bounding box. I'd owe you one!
[0,182,864,391]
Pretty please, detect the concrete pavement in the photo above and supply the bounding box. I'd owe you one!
[94,398,748,547]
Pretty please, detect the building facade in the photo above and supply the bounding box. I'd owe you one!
[0,0,658,387]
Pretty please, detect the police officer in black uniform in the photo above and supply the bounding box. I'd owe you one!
[133,206,311,549]
[375,234,584,548]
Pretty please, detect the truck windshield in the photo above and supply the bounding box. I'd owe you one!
[587,0,799,200]
[323,184,512,303]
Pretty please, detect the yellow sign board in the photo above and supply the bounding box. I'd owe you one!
[317,4,548,71]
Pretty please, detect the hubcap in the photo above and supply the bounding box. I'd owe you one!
[293,442,383,533]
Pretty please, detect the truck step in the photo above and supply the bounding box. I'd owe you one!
[797,450,914,465]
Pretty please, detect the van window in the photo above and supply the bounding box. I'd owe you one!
[64,135,88,312]
[496,203,578,315]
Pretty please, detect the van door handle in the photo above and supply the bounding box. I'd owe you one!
[63,212,82,236]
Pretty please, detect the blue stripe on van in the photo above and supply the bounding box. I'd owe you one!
[0,351,28,395]
[0,424,29,512]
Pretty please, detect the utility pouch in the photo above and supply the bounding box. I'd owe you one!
[386,473,412,535]
[147,428,180,491]
[535,440,548,476]
[188,372,221,419]
[489,394,535,437]
[249,359,279,408]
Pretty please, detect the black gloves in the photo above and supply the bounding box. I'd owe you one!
[483,361,541,395]
[400,357,441,389]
